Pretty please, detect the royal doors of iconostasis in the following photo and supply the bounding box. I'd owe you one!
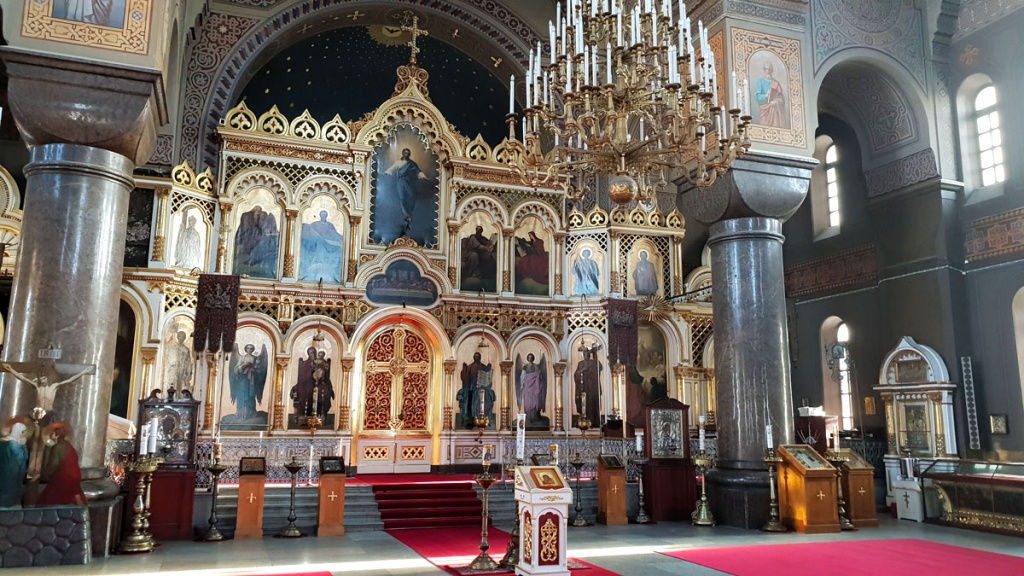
[356,323,437,473]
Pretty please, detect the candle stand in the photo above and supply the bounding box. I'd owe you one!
[762,450,787,532]
[691,449,716,526]
[118,455,162,553]
[570,417,591,527]
[630,456,651,524]
[825,450,857,531]
[470,465,499,571]
[278,456,306,538]
[499,458,523,570]
[201,458,229,541]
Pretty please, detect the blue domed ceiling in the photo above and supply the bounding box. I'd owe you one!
[238,26,514,146]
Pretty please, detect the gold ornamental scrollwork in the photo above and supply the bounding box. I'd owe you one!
[523,514,534,563]
[539,518,558,563]
[539,495,563,502]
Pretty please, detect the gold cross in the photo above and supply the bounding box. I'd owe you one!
[611,485,620,494]
[491,56,503,68]
[451,29,460,38]
[858,487,866,496]
[816,491,826,500]
[299,23,313,34]
[328,491,339,502]
[348,10,364,20]
[401,14,429,65]
[247,493,257,504]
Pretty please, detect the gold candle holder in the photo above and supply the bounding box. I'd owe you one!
[470,468,498,571]
[762,450,786,532]
[202,458,229,541]
[117,455,162,554]
[691,449,716,526]
[278,456,306,538]
[499,457,524,570]
[825,450,857,531]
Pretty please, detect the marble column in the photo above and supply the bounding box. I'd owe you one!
[0,49,166,498]
[679,151,814,528]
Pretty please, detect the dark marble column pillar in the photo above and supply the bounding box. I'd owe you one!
[0,48,166,499]
[679,151,814,528]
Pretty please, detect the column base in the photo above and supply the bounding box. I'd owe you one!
[706,468,771,530]
[83,476,121,501]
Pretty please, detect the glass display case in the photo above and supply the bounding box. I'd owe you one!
[136,389,201,469]
[920,459,1024,535]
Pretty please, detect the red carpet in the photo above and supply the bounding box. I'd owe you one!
[659,538,1024,576]
[372,480,484,529]
[350,473,476,485]
[236,573,332,576]
[389,527,619,575]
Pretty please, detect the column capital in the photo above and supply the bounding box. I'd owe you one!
[1,48,167,164]
[552,362,566,377]
[679,151,815,226]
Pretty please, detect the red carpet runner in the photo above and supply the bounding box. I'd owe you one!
[658,538,1024,576]
[389,527,619,576]
[371,479,484,530]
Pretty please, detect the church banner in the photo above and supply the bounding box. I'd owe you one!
[194,274,240,353]
[607,298,638,366]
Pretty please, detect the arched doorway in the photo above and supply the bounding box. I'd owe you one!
[358,325,433,473]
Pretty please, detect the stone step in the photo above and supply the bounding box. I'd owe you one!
[208,483,383,536]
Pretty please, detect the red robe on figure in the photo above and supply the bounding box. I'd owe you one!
[36,439,86,507]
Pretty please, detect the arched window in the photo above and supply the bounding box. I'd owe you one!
[810,134,841,238]
[821,317,855,431]
[974,86,1005,187]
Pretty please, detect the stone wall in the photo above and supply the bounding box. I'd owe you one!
[0,506,90,567]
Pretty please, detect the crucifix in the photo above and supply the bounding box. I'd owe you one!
[401,14,429,65]
[247,493,257,504]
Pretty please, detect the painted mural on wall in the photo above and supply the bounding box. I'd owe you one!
[731,28,806,148]
[24,0,153,55]
[170,205,209,271]
[366,260,439,307]
[570,242,603,297]
[627,242,662,297]
[370,125,440,247]
[52,0,128,27]
[298,195,346,283]
[124,189,153,268]
[514,340,550,430]
[109,300,136,419]
[626,325,668,428]
[288,331,337,430]
[232,188,281,279]
[572,337,604,428]
[220,326,271,431]
[514,217,550,296]
[161,316,195,392]
[460,211,500,293]
[455,338,496,430]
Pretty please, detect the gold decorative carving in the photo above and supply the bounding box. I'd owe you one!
[539,495,563,502]
[503,271,511,292]
[151,236,166,262]
[222,139,354,165]
[523,514,534,563]
[273,357,288,431]
[364,446,390,460]
[23,0,153,54]
[539,518,558,562]
[400,446,426,460]
[554,274,563,295]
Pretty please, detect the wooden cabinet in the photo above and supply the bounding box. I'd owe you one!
[146,469,197,540]
[777,444,840,534]
[840,449,878,527]
[597,455,627,525]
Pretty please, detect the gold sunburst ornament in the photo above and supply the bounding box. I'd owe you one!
[368,25,409,46]
[638,295,672,323]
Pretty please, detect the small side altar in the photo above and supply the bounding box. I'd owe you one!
[515,466,572,576]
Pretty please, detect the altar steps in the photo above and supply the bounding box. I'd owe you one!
[372,482,484,530]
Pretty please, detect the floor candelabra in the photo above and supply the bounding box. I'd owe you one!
[825,450,857,531]
[470,465,499,571]
[570,417,591,527]
[499,458,523,570]
[691,449,716,526]
[762,450,787,532]
[278,456,306,538]
[630,456,651,524]
[117,455,161,554]
[201,458,229,541]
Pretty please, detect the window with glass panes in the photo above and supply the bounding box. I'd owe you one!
[837,323,853,430]
[975,86,1005,187]
[825,144,840,228]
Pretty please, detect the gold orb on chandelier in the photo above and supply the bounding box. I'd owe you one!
[608,174,639,205]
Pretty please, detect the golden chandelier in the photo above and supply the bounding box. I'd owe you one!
[504,0,751,204]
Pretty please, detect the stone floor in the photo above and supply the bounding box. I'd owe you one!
[6,515,1024,575]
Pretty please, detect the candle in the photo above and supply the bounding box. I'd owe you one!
[606,42,612,84]
[636,431,644,452]
[479,388,486,416]
[834,425,841,452]
[550,443,559,465]
[214,441,223,462]
[699,428,706,451]
[138,422,149,456]
[765,423,773,450]
[580,391,587,419]
[258,431,264,454]
[509,75,515,114]
[147,417,159,454]
[516,413,526,460]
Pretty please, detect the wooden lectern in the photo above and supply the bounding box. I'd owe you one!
[515,466,572,576]
[777,445,840,534]
[597,454,627,525]
[641,398,696,521]
[840,449,878,527]
[317,457,346,537]
[235,457,267,539]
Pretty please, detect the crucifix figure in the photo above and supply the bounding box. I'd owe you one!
[400,14,429,65]
[1,361,95,413]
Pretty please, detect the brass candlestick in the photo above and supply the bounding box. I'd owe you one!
[118,455,161,553]
[499,458,523,570]
[470,466,499,571]
[630,456,651,524]
[201,459,229,541]
[762,450,786,532]
[691,449,716,526]
[474,415,490,440]
[278,456,305,538]
[570,418,590,527]
[825,450,857,531]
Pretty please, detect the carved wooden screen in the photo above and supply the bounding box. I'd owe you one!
[363,327,431,430]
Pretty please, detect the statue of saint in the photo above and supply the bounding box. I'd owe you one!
[0,417,33,507]
[36,423,86,507]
